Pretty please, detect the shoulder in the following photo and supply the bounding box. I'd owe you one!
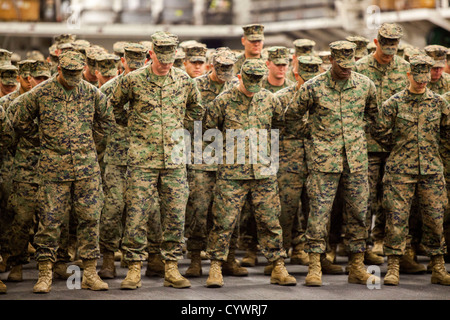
[355,54,372,69]
[393,55,410,70]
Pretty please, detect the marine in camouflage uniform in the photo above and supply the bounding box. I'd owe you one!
[0,64,19,271]
[370,55,450,286]
[287,41,379,286]
[424,45,450,95]
[4,60,64,282]
[13,50,115,293]
[97,43,158,280]
[275,55,323,267]
[286,39,316,83]
[233,24,266,76]
[354,23,409,262]
[346,35,369,62]
[442,91,450,263]
[109,32,203,290]
[204,59,296,288]
[239,46,293,268]
[184,47,246,278]
[183,44,208,78]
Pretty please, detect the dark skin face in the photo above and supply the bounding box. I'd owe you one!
[329,57,352,81]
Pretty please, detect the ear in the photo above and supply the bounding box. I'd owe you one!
[265,60,270,67]
[241,37,246,46]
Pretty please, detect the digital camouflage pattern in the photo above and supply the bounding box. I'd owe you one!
[371,88,450,256]
[13,76,115,182]
[109,65,203,169]
[242,24,265,41]
[288,69,378,173]
[287,68,378,254]
[428,72,450,95]
[0,49,12,67]
[346,36,369,59]
[293,39,315,56]
[355,50,410,152]
[109,57,203,262]
[329,40,356,68]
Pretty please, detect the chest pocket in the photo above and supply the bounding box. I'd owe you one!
[396,112,418,129]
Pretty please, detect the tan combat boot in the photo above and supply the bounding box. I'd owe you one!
[430,255,450,286]
[98,251,116,279]
[7,265,23,282]
[81,259,108,291]
[372,240,384,256]
[145,253,165,278]
[348,252,379,285]
[185,250,202,277]
[121,261,142,289]
[325,244,337,264]
[206,260,224,288]
[321,253,344,274]
[0,279,6,294]
[270,258,297,286]
[291,243,310,265]
[305,253,322,286]
[54,261,72,280]
[364,249,385,265]
[240,249,258,267]
[384,255,400,286]
[222,249,248,276]
[164,260,191,288]
[400,247,426,274]
[33,260,53,293]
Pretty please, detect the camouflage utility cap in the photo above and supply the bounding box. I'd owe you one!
[293,39,315,56]
[151,31,178,64]
[113,41,128,57]
[185,45,207,63]
[241,59,266,92]
[346,35,369,58]
[213,47,236,81]
[297,55,322,81]
[54,34,76,45]
[404,47,423,63]
[378,23,403,55]
[26,50,45,61]
[330,41,356,68]
[268,46,290,64]
[59,50,86,70]
[124,43,147,69]
[424,45,447,68]
[18,60,34,78]
[243,24,264,41]
[0,49,12,67]
[73,39,90,55]
[0,64,18,85]
[96,53,120,77]
[409,54,435,83]
[30,60,51,78]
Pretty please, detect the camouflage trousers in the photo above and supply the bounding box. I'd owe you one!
[305,167,369,254]
[206,176,287,262]
[238,170,307,251]
[121,167,188,262]
[383,173,447,256]
[7,181,38,266]
[368,152,388,242]
[34,174,104,263]
[0,170,13,255]
[185,169,216,251]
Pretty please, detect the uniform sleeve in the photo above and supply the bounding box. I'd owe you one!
[439,95,450,175]
[0,105,14,150]
[12,90,39,146]
[369,95,397,151]
[285,83,311,129]
[108,74,131,126]
[94,89,116,136]
[203,94,224,132]
[184,78,204,134]
[364,79,380,133]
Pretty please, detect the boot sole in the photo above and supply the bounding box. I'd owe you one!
[270,279,297,286]
[120,281,142,290]
[81,284,109,291]
[164,280,191,288]
[431,278,450,285]
[206,282,224,288]
[383,281,399,286]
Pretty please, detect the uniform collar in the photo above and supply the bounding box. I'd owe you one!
[325,69,357,91]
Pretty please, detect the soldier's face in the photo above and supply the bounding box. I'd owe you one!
[407,72,427,93]
[266,61,288,80]
[374,39,395,64]
[29,76,48,88]
[0,83,16,96]
[18,75,32,92]
[430,67,444,82]
[330,58,351,80]
[150,50,173,76]
[242,38,263,57]
[184,60,205,78]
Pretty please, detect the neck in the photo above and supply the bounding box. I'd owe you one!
[238,82,254,97]
[83,70,97,82]
[245,52,260,59]
[409,85,425,94]
[57,74,75,91]
[209,72,224,84]
[373,50,391,65]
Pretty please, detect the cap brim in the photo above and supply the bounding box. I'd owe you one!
[299,70,320,81]
[126,60,145,69]
[412,72,430,83]
[432,60,446,68]
[188,57,206,63]
[381,45,398,56]
[100,70,117,77]
[155,52,176,64]
[246,35,264,41]
[336,58,355,68]
[271,58,290,65]
[0,78,16,85]
[32,71,51,78]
